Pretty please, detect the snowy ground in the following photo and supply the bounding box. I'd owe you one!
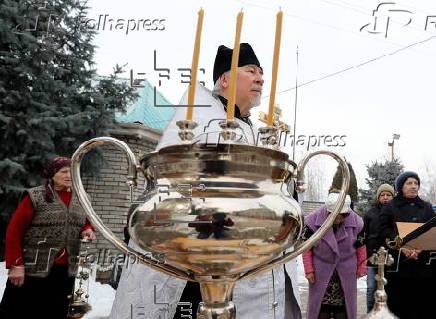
[1,259,367,318]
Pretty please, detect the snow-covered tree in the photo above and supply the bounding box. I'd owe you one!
[420,159,436,204]
[304,157,327,202]
[359,159,404,204]
[0,0,138,259]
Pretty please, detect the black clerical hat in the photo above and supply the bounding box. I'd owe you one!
[213,43,261,84]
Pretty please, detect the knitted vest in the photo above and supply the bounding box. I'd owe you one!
[22,186,87,277]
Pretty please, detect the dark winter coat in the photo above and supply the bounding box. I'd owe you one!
[363,203,385,261]
[378,194,436,318]
[379,195,436,278]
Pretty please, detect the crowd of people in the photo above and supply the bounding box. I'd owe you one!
[0,42,434,319]
[302,172,435,319]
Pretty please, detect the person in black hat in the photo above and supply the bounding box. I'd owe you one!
[156,43,264,148]
[378,171,435,319]
[211,43,263,121]
[111,43,303,319]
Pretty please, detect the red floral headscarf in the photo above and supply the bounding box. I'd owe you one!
[43,157,72,202]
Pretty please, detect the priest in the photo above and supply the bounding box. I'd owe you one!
[110,43,302,319]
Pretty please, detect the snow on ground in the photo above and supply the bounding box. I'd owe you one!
[1,259,366,318]
[82,266,116,319]
[0,263,6,299]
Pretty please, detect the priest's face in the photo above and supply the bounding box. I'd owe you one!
[237,64,264,111]
[221,64,264,115]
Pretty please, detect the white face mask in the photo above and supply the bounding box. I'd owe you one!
[326,193,351,214]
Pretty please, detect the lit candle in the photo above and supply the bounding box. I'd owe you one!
[267,10,283,126]
[186,8,204,121]
[227,11,244,120]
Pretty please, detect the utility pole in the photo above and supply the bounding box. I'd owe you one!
[388,134,400,161]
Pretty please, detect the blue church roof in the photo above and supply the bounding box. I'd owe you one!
[115,79,175,131]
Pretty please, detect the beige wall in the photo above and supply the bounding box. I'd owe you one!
[81,122,161,258]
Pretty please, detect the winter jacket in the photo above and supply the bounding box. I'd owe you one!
[379,195,436,278]
[363,203,385,261]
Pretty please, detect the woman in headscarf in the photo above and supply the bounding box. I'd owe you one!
[0,157,95,319]
[302,193,366,319]
[379,171,435,319]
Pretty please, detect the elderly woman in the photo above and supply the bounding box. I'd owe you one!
[303,193,366,319]
[0,157,95,318]
[379,171,435,319]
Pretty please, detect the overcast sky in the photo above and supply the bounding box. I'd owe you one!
[86,0,436,199]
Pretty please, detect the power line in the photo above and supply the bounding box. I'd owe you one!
[323,0,369,16]
[292,46,299,161]
[233,0,436,95]
[323,0,436,35]
[234,0,435,57]
[262,33,436,97]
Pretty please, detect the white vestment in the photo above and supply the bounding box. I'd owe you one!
[109,84,302,319]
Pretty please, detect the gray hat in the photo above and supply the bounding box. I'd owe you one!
[376,184,395,201]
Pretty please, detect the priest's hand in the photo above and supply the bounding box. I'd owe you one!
[305,272,316,284]
[9,266,25,287]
